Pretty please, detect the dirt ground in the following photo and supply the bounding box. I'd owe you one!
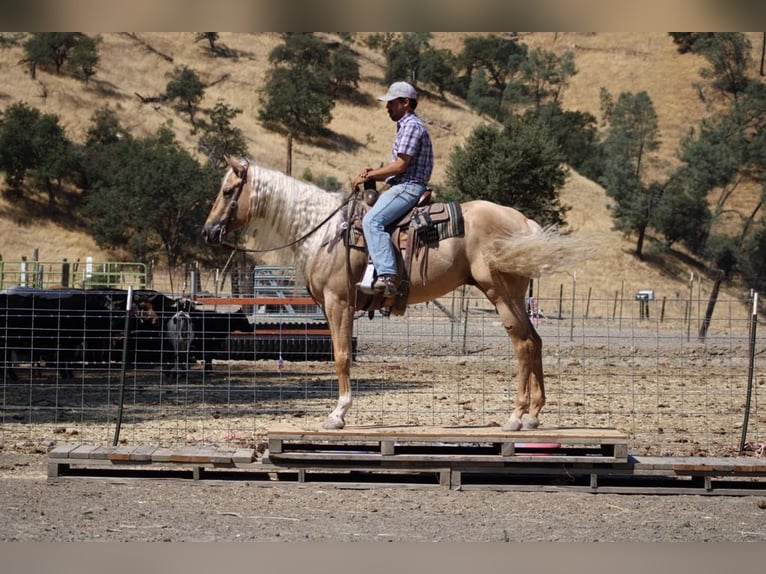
[1,451,765,543]
[2,311,766,543]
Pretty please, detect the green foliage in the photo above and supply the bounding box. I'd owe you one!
[668,33,715,54]
[85,107,128,147]
[79,125,221,268]
[259,34,336,138]
[672,80,766,279]
[650,177,710,251]
[0,102,43,187]
[384,33,432,85]
[329,46,360,98]
[599,90,660,256]
[466,69,499,117]
[165,66,205,125]
[0,102,74,213]
[693,33,753,100]
[22,32,81,75]
[519,48,576,108]
[196,100,248,169]
[445,116,568,226]
[525,103,602,180]
[459,35,528,116]
[65,34,101,84]
[418,47,459,97]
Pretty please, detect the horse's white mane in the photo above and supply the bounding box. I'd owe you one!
[244,161,347,271]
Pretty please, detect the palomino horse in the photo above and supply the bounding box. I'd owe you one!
[203,157,580,431]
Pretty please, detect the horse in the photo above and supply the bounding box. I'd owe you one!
[203,156,583,431]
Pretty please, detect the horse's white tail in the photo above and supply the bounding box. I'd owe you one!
[482,224,594,278]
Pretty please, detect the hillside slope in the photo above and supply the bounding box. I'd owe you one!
[0,32,760,312]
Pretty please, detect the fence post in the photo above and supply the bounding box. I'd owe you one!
[739,291,759,455]
[61,258,70,287]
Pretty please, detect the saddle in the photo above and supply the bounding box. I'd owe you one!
[328,186,465,316]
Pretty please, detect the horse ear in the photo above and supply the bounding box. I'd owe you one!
[225,155,244,176]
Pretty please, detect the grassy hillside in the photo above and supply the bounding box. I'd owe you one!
[0,32,762,310]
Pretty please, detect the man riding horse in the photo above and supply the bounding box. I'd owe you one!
[351,81,434,299]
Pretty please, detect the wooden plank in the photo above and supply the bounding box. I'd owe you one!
[151,447,174,463]
[232,449,256,464]
[89,445,116,460]
[267,424,628,444]
[69,445,100,459]
[170,447,219,464]
[210,449,236,464]
[109,446,139,462]
[128,445,157,462]
[48,444,80,459]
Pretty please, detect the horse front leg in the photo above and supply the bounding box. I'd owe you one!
[322,298,355,430]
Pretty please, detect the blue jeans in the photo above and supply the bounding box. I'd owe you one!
[362,182,425,277]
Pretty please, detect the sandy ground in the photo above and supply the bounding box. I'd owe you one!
[0,451,765,543]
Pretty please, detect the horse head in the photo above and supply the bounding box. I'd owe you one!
[202,155,251,245]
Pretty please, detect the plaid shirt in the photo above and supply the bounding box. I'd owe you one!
[387,112,433,186]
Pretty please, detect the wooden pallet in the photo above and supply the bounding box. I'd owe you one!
[451,456,766,494]
[46,443,766,493]
[47,444,257,480]
[265,424,630,464]
[46,443,449,487]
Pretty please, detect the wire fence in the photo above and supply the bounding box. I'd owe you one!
[0,282,763,458]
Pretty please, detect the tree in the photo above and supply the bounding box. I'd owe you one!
[518,48,576,109]
[599,90,660,258]
[0,102,43,187]
[22,32,81,77]
[258,33,336,174]
[85,107,128,147]
[466,69,498,118]
[692,33,752,101]
[30,113,75,214]
[459,34,528,117]
[66,34,101,84]
[196,100,248,168]
[0,101,74,213]
[165,66,206,126]
[80,125,221,271]
[525,103,601,180]
[329,46,360,99]
[445,115,569,227]
[384,33,432,85]
[418,47,459,97]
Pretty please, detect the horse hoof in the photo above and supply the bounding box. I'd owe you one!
[521,415,539,430]
[502,415,523,431]
[321,416,345,430]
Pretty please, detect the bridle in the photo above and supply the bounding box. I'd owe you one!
[217,158,356,254]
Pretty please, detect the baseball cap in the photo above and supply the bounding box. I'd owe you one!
[377,81,418,102]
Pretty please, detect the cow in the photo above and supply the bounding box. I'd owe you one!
[165,308,195,375]
[0,287,121,381]
[185,306,253,370]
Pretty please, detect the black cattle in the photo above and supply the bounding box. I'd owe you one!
[185,307,253,370]
[0,287,122,380]
[109,289,185,373]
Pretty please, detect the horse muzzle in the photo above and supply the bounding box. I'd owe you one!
[201,223,226,245]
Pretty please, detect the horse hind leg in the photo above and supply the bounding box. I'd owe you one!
[488,285,545,431]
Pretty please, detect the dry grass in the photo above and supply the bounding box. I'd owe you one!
[0,32,763,315]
